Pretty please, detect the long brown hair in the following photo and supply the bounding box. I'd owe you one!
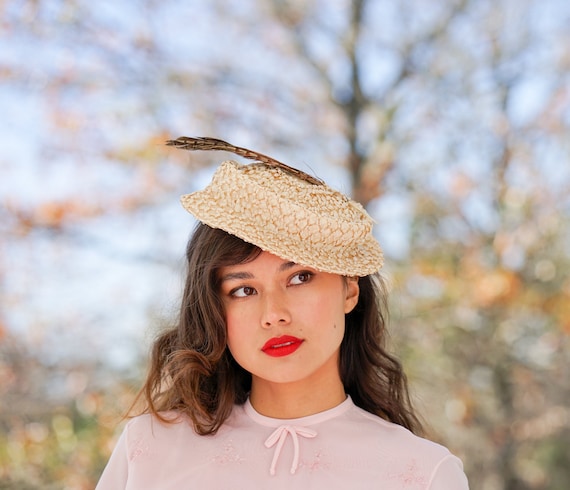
[130,223,422,435]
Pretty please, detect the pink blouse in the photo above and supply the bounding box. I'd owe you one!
[96,396,469,489]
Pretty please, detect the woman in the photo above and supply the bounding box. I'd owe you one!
[96,137,469,489]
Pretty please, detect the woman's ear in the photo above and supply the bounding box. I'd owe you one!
[343,277,360,314]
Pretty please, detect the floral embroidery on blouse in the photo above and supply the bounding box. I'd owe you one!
[300,448,331,472]
[129,436,150,462]
[211,439,245,465]
[388,459,428,488]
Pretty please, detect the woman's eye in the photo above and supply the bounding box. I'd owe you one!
[290,271,313,285]
[231,286,256,298]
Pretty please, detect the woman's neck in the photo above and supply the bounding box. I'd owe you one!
[249,376,346,419]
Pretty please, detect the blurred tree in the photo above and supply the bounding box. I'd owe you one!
[0,331,140,488]
[1,0,569,488]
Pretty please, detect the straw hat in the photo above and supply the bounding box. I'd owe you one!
[169,137,384,276]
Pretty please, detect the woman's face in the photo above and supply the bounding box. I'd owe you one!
[218,251,359,391]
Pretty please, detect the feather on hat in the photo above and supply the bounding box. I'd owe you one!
[167,137,383,276]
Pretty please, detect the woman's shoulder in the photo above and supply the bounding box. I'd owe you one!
[117,411,203,461]
[346,403,453,460]
[342,404,468,487]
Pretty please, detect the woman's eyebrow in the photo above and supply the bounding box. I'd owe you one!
[219,271,254,283]
[220,262,299,282]
[279,261,298,272]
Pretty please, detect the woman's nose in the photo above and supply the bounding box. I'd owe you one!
[261,291,291,328]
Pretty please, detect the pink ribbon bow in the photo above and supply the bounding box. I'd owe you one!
[264,425,318,476]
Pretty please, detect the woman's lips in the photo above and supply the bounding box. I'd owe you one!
[261,335,304,357]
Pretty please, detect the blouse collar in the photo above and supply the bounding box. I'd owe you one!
[243,395,353,428]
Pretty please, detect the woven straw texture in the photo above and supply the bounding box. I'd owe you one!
[181,160,384,276]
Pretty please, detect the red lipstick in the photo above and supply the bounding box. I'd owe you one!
[262,335,303,357]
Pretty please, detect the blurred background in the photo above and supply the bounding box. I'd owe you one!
[1,0,569,488]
